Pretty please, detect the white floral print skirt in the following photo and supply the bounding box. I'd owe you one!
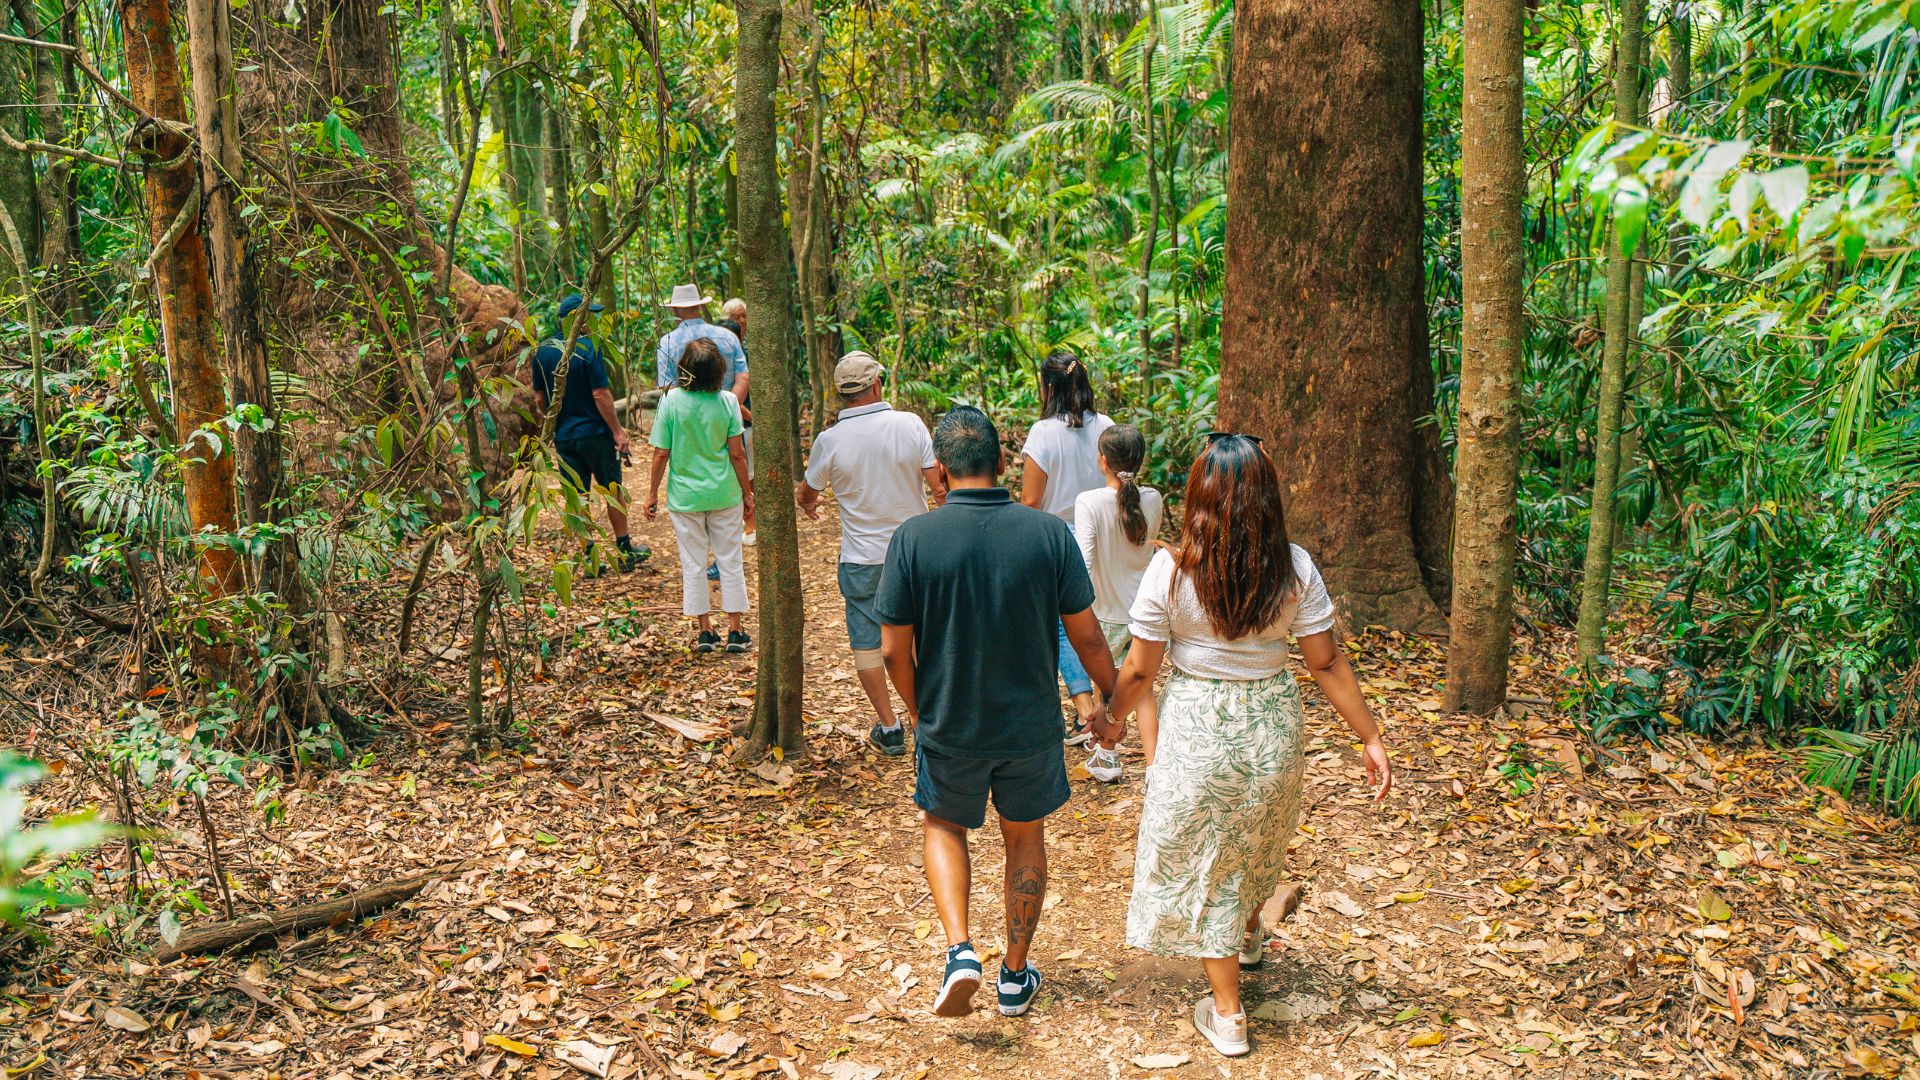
[1125,668,1305,958]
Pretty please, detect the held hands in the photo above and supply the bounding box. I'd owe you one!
[1088,700,1125,749]
[1361,738,1392,802]
[613,429,632,456]
[642,493,659,520]
[742,489,756,518]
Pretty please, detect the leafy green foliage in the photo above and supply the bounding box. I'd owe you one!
[0,756,114,928]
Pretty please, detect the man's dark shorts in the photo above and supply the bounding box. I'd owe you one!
[555,433,621,491]
[914,743,1070,829]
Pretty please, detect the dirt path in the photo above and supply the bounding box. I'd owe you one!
[10,504,1920,1079]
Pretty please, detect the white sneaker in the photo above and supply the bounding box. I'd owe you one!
[1193,995,1250,1057]
[1238,928,1267,969]
[743,531,757,547]
[1086,746,1123,783]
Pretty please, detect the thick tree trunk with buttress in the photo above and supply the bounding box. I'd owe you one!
[122,0,241,604]
[1217,0,1451,634]
[736,0,806,758]
[1445,0,1526,713]
[1574,0,1646,666]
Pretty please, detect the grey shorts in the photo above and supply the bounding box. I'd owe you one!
[838,561,884,651]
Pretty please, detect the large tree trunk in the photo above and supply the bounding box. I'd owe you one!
[1217,0,1449,634]
[243,0,527,477]
[1445,0,1526,713]
[1574,0,1646,666]
[736,0,806,758]
[0,29,34,294]
[10,0,76,323]
[122,0,241,603]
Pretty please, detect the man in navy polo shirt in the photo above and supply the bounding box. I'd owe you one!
[531,293,647,571]
[877,405,1119,1020]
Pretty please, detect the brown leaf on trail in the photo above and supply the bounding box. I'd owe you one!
[646,710,727,741]
[556,1039,615,1077]
[100,1005,151,1033]
[1129,1052,1191,1069]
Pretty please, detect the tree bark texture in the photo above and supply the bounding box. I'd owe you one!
[242,0,528,480]
[736,0,806,757]
[11,0,77,322]
[1445,0,1526,713]
[0,30,34,294]
[1574,0,1646,666]
[122,0,241,601]
[1217,0,1450,634]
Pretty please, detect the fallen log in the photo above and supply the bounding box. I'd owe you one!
[155,862,464,961]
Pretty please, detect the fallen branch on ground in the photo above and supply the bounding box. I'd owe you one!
[154,862,466,960]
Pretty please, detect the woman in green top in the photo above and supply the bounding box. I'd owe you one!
[644,338,756,653]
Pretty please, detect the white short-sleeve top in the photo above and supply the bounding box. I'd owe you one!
[1021,411,1115,523]
[1128,545,1337,680]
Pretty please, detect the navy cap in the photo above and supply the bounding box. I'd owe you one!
[557,293,605,319]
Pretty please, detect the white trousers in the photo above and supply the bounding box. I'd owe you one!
[669,504,748,617]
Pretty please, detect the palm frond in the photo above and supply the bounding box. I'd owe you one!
[1802,724,1920,821]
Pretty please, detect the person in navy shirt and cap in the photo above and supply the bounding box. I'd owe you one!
[531,293,649,571]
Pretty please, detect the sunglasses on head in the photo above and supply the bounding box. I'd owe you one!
[1205,431,1265,446]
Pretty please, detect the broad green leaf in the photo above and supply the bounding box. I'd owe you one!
[1757,165,1810,222]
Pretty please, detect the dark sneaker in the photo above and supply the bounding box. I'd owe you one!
[932,942,983,1017]
[706,559,721,582]
[868,724,906,757]
[997,963,1042,1017]
[725,630,753,653]
[1062,707,1092,747]
[695,630,721,654]
[616,542,649,572]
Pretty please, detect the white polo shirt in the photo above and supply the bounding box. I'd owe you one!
[804,402,937,565]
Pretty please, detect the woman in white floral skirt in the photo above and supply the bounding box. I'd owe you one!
[1105,433,1392,1058]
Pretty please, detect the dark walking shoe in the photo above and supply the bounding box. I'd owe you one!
[997,963,1042,1017]
[868,723,906,757]
[1062,706,1092,747]
[695,630,722,654]
[616,541,650,572]
[932,942,982,1017]
[725,630,753,653]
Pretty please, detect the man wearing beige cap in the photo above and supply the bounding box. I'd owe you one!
[797,352,947,755]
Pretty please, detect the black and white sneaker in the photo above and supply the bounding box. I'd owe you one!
[1062,707,1092,747]
[695,630,722,654]
[932,941,983,1017]
[725,630,753,653]
[868,724,906,757]
[997,963,1042,1016]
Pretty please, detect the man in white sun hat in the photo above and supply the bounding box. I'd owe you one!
[797,352,946,757]
[658,284,755,563]
[656,283,747,401]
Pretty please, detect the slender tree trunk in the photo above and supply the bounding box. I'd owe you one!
[0,31,34,292]
[1217,0,1448,633]
[1574,0,1646,666]
[1668,2,1691,128]
[736,0,805,758]
[122,0,242,604]
[1136,0,1161,375]
[584,114,616,311]
[549,96,575,288]
[0,198,53,597]
[496,75,528,295]
[1076,0,1094,80]
[12,0,76,322]
[1446,0,1526,713]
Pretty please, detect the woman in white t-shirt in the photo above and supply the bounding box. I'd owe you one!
[1020,351,1115,744]
[1103,434,1391,1059]
[1073,424,1162,784]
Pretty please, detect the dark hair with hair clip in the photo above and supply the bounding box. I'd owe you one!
[1039,350,1097,428]
[1172,435,1296,640]
[679,337,727,393]
[1100,424,1150,546]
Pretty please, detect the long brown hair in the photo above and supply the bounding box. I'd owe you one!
[1172,434,1295,640]
[1100,424,1149,546]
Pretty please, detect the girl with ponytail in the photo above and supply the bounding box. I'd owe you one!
[1072,424,1163,782]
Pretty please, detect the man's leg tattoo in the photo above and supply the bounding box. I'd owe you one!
[1002,836,1047,971]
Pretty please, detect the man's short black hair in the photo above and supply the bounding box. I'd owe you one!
[933,404,1001,480]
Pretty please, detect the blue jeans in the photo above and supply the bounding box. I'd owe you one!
[1056,620,1093,698]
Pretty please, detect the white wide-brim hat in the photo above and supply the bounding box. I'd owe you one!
[663,283,715,308]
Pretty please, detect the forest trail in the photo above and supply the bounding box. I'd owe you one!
[14,503,1920,1080]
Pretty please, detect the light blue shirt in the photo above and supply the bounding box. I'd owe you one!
[656,318,748,388]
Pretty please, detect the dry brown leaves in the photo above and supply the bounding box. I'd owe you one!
[3,507,1918,1079]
